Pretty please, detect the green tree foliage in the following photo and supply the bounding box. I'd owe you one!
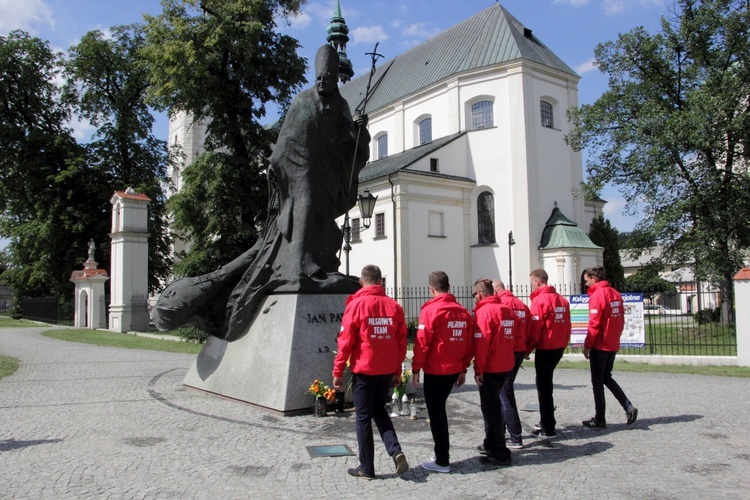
[65,25,173,292]
[142,0,308,276]
[588,215,625,290]
[0,31,88,298]
[622,263,678,299]
[567,0,750,310]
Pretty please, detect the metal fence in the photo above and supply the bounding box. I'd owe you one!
[99,295,110,329]
[386,284,736,356]
[21,297,59,324]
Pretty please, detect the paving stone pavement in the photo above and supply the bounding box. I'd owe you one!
[1,327,749,499]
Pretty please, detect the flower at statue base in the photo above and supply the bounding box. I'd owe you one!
[395,370,413,398]
[308,379,336,402]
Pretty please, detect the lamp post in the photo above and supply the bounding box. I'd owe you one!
[508,230,516,293]
[342,189,378,276]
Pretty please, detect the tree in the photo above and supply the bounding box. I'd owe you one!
[142,0,308,276]
[65,25,173,293]
[588,215,625,290]
[0,31,90,299]
[622,263,678,300]
[567,0,750,319]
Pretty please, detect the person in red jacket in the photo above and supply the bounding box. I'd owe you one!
[493,279,530,449]
[472,278,516,466]
[412,271,473,473]
[527,269,571,439]
[582,267,638,428]
[332,265,409,479]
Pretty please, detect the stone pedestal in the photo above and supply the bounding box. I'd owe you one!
[183,293,347,414]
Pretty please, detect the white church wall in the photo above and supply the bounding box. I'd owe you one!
[407,135,469,177]
[402,90,454,150]
[399,179,471,287]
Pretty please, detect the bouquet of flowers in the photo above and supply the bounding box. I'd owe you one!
[308,379,336,402]
[395,370,413,398]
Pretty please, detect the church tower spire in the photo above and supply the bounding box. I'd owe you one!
[326,0,354,83]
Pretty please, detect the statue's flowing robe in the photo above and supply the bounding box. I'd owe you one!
[152,88,370,341]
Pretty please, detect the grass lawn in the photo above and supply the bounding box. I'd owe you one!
[0,316,46,328]
[521,359,750,378]
[0,354,20,380]
[42,329,203,355]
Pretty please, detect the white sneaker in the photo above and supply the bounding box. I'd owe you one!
[422,460,450,473]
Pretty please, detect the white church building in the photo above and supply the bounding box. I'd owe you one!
[336,3,602,289]
[168,2,603,290]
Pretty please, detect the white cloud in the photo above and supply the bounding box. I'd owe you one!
[553,0,669,16]
[350,25,389,46]
[68,115,97,143]
[0,0,53,34]
[553,0,590,6]
[575,57,597,75]
[402,22,440,40]
[287,10,313,30]
[603,0,669,16]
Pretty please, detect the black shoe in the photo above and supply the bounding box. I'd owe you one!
[476,444,487,455]
[531,428,557,439]
[533,421,543,431]
[627,407,639,426]
[479,455,512,467]
[393,452,409,475]
[347,466,374,480]
[582,417,606,428]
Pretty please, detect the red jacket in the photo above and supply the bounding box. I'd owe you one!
[496,289,531,353]
[412,293,473,375]
[528,285,571,353]
[584,280,624,351]
[472,295,516,375]
[333,285,407,378]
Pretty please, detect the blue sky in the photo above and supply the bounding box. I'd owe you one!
[1,0,675,232]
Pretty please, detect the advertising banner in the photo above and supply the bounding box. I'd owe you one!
[569,293,645,348]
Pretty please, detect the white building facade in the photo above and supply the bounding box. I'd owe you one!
[337,3,601,289]
[167,3,603,290]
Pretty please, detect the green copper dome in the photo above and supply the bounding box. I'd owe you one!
[325,0,354,83]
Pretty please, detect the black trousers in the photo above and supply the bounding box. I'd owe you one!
[478,371,511,461]
[534,348,564,434]
[423,373,460,466]
[500,351,525,443]
[352,373,402,476]
[589,348,632,422]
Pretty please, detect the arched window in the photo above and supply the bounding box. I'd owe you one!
[419,117,432,144]
[471,101,494,129]
[477,191,496,244]
[541,100,554,128]
[377,133,388,159]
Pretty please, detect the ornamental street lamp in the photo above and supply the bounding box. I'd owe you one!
[342,189,378,276]
[508,230,516,293]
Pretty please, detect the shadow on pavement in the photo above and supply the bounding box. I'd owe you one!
[0,438,63,451]
[558,413,705,439]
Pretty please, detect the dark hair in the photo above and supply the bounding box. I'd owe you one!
[473,277,494,295]
[428,271,450,293]
[530,268,548,283]
[361,264,382,285]
[584,266,606,281]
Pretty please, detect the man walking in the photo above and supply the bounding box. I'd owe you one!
[472,278,516,466]
[333,265,409,479]
[527,269,571,439]
[493,279,531,449]
[412,271,473,473]
[581,267,638,428]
